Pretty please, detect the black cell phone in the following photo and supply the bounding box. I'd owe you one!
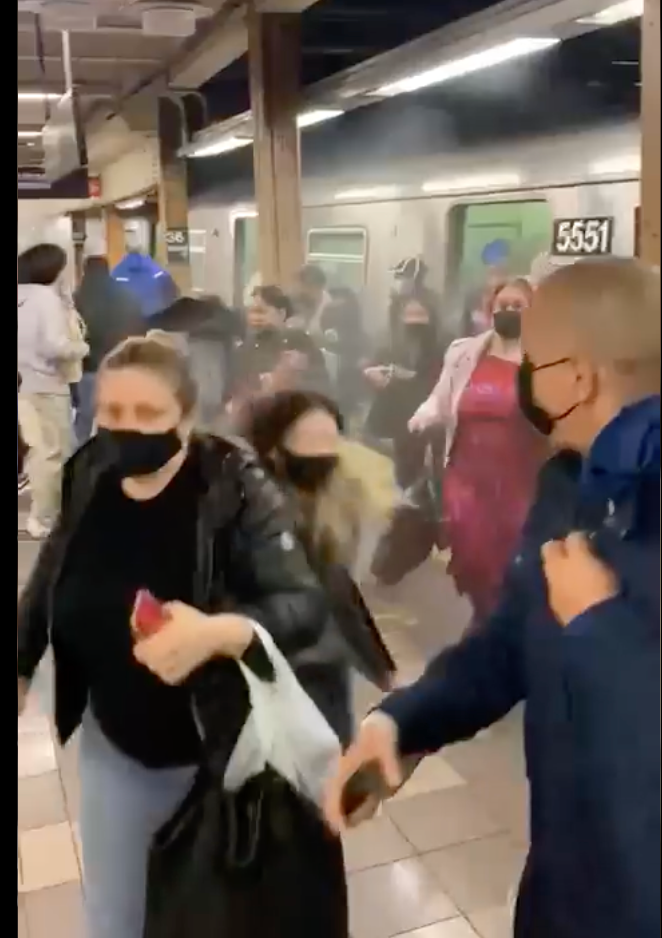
[340,754,422,820]
[341,761,390,819]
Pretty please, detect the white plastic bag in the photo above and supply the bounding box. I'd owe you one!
[223,623,342,808]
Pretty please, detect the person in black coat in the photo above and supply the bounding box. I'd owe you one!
[364,287,449,487]
[240,388,397,716]
[74,255,145,443]
[17,332,347,938]
[325,258,661,938]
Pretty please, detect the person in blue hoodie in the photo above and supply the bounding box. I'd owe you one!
[324,257,660,938]
[111,251,178,320]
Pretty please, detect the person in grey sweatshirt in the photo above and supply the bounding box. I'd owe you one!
[17,243,88,538]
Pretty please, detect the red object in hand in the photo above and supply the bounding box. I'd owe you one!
[133,590,167,638]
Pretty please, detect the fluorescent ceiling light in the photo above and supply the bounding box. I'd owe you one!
[375,37,560,97]
[188,111,342,159]
[18,130,43,139]
[591,153,641,175]
[116,197,146,210]
[297,109,343,129]
[578,0,642,26]
[334,186,400,201]
[190,136,254,158]
[422,172,522,194]
[18,92,62,101]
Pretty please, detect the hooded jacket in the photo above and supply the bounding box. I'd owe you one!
[381,397,661,938]
[112,252,178,319]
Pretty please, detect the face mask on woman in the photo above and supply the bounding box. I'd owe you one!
[492,307,522,341]
[96,428,183,478]
[280,449,339,493]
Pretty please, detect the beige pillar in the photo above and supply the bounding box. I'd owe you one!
[248,9,304,289]
[640,0,660,266]
[157,96,192,293]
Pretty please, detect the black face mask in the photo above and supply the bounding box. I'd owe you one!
[96,428,183,478]
[517,356,578,436]
[404,322,430,337]
[280,450,339,493]
[493,307,522,341]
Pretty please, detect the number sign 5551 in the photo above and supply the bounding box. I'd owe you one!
[552,217,614,257]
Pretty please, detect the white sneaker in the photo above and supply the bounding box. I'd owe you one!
[26,517,51,540]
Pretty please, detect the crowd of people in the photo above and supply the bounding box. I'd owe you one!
[16,242,660,938]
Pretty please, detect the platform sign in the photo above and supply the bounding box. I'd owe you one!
[165,228,189,262]
[551,217,614,257]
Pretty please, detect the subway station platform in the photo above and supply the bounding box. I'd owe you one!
[18,497,527,938]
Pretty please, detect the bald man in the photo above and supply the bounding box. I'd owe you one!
[324,259,660,938]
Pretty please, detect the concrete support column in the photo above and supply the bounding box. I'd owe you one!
[157,97,192,293]
[248,9,303,288]
[640,0,660,266]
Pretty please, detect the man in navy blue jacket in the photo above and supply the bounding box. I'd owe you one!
[325,258,660,938]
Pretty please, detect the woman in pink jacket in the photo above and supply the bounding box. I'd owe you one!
[410,278,547,623]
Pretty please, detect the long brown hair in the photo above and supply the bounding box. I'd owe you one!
[242,390,395,567]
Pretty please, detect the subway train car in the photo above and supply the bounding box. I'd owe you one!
[187,118,640,336]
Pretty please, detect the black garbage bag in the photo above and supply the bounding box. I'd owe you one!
[143,766,348,938]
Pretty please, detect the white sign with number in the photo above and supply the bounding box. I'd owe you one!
[552,217,614,257]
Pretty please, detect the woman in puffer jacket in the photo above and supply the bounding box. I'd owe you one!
[240,389,398,720]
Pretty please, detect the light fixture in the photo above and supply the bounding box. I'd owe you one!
[421,172,522,194]
[296,109,344,129]
[17,130,43,139]
[18,92,62,101]
[189,136,254,158]
[116,197,146,210]
[590,153,641,175]
[577,0,643,26]
[374,37,560,97]
[334,186,400,201]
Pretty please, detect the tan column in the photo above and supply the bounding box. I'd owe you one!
[105,208,125,270]
[640,0,660,266]
[248,9,303,289]
[157,96,191,293]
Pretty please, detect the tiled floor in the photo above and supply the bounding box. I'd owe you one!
[18,500,527,938]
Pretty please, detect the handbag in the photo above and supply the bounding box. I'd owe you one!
[143,624,348,938]
[371,447,446,586]
[144,767,347,938]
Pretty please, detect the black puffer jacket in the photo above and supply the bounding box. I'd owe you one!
[17,434,347,760]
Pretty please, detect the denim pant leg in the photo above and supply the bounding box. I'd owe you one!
[74,373,97,446]
[78,714,196,938]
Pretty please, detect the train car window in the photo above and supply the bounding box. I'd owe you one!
[233,215,258,307]
[306,227,368,292]
[448,200,552,326]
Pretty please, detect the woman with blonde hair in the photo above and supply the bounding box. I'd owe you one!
[240,389,397,706]
[17,331,348,938]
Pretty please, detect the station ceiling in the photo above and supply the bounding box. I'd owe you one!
[17,0,642,174]
[201,1,641,124]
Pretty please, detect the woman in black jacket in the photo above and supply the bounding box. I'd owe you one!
[16,333,344,938]
[240,389,397,719]
[364,288,449,488]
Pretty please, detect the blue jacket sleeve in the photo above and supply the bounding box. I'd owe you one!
[563,596,660,932]
[379,564,527,755]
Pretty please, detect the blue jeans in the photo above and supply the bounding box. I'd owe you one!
[74,373,97,446]
[79,713,196,938]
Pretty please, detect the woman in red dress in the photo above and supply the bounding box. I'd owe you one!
[409,279,547,623]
